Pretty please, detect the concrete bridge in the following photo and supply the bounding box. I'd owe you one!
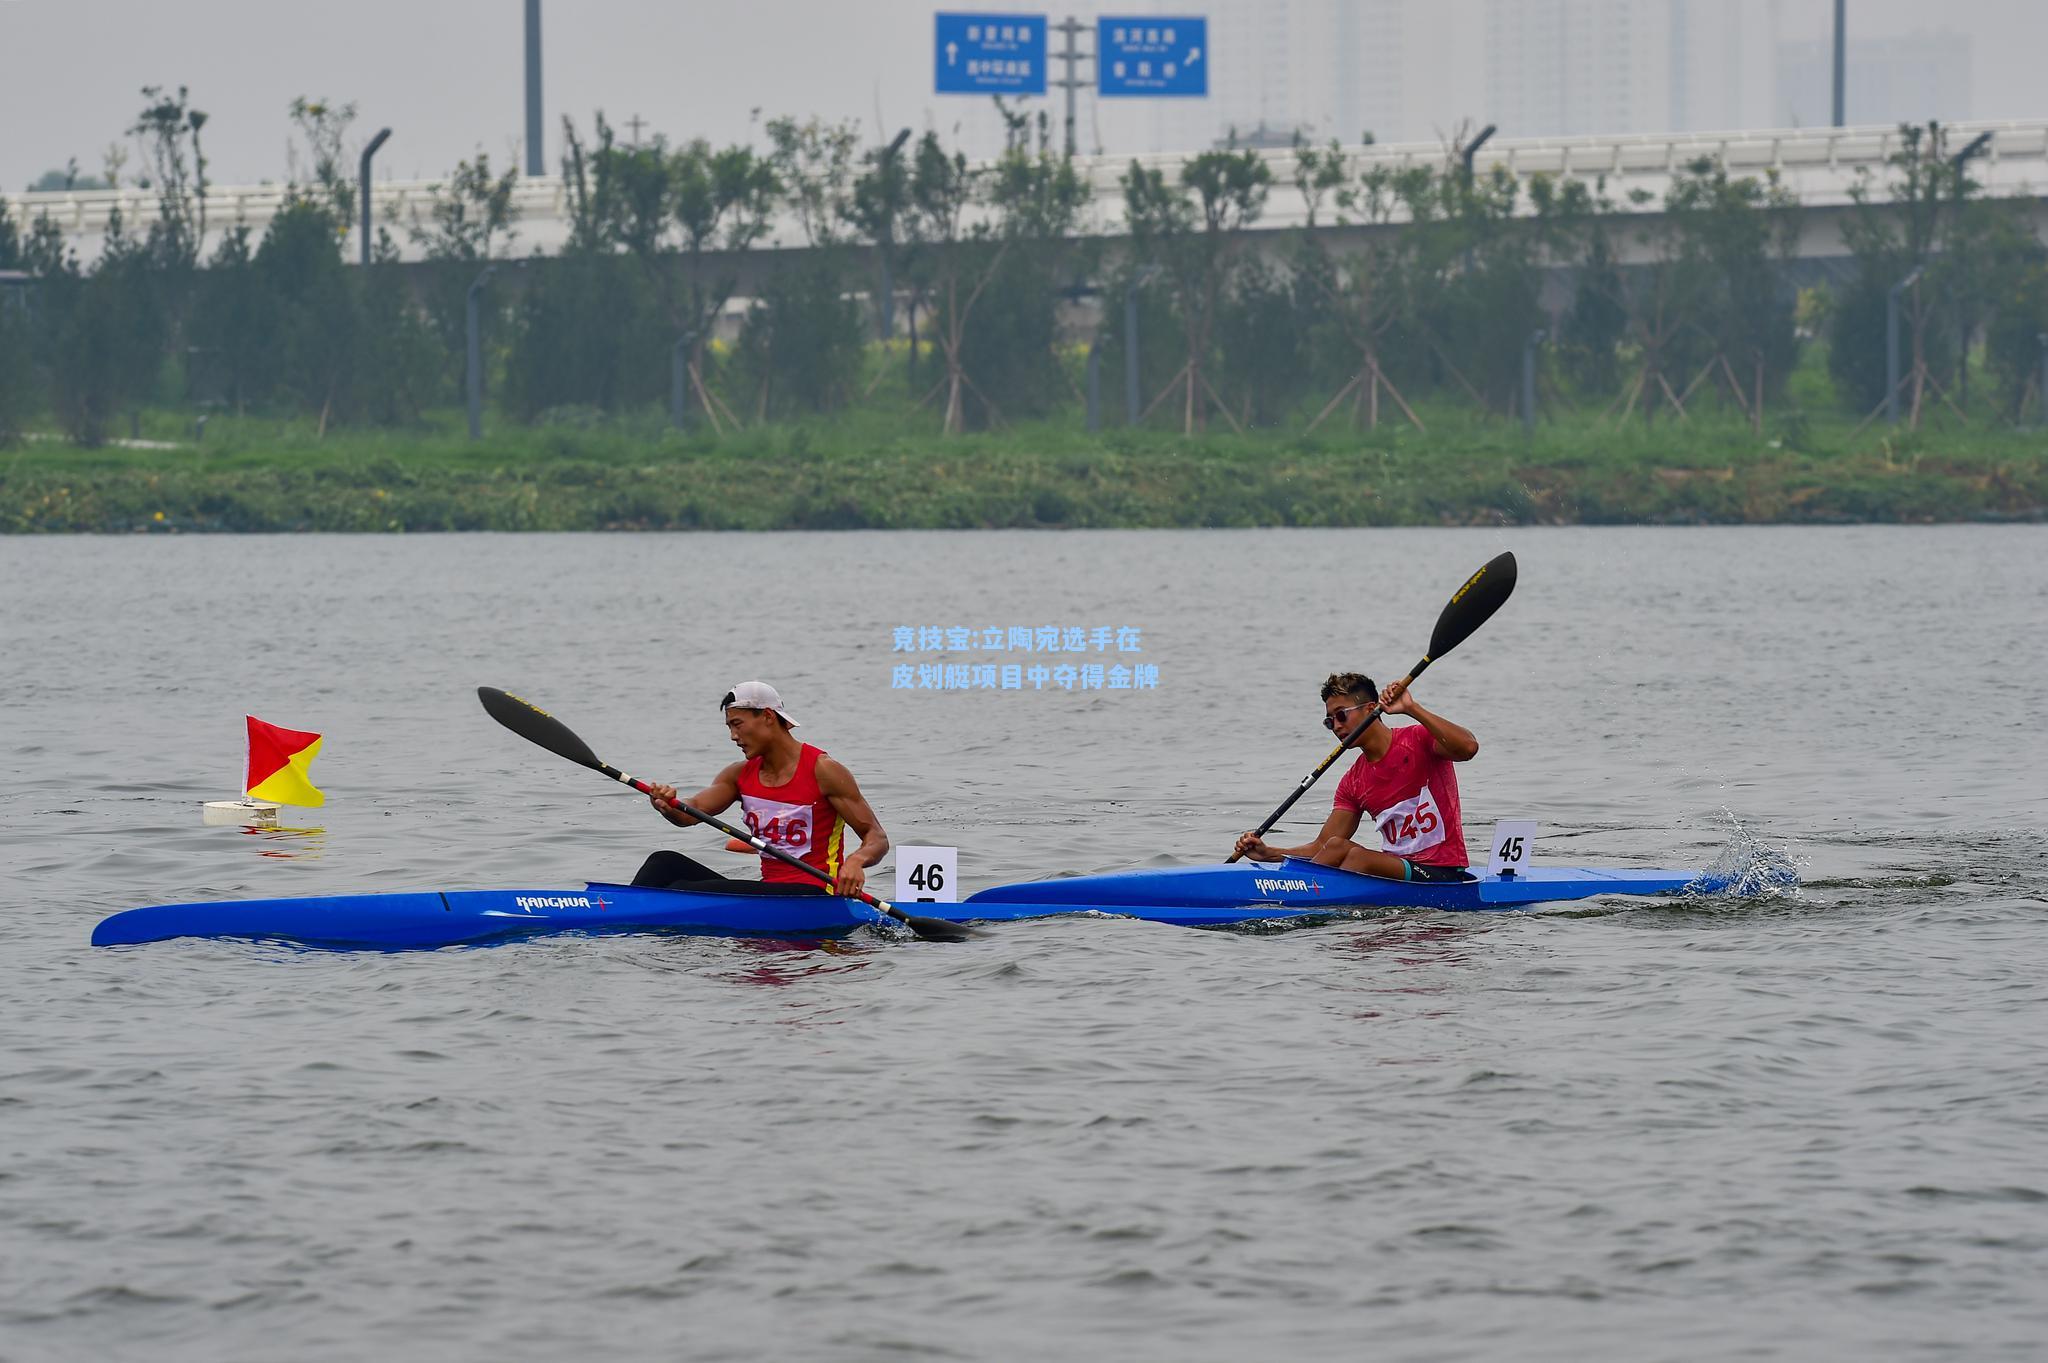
[19,118,2048,288]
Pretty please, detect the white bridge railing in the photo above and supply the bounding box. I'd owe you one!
[17,119,2048,264]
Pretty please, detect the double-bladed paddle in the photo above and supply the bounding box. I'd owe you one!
[477,686,976,943]
[1225,551,1518,864]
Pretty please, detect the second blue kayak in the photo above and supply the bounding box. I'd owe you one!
[957,859,1722,924]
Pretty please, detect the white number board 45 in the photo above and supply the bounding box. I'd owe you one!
[1486,820,1539,877]
[895,845,959,904]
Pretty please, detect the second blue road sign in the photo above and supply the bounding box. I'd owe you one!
[1097,16,1207,97]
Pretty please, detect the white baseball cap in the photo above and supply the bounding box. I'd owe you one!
[720,680,801,728]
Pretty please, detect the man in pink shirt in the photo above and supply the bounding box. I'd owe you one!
[1232,671,1479,882]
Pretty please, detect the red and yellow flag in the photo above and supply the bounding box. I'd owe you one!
[245,716,326,807]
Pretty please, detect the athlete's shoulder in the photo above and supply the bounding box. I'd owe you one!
[813,752,860,789]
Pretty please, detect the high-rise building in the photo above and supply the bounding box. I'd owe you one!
[1776,30,1972,128]
[1668,0,1777,132]
[1481,0,1671,138]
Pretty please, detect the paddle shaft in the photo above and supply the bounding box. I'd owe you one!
[1223,656,1433,863]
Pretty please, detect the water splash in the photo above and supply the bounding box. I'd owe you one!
[1688,811,1801,898]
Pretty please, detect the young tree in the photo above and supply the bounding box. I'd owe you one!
[255,197,357,432]
[1665,157,1802,425]
[1830,122,1966,421]
[962,114,1090,424]
[734,117,864,418]
[1122,144,1270,433]
[129,84,209,267]
[1544,174,1629,399]
[1293,145,1423,432]
[902,131,999,433]
[50,207,168,444]
[404,152,521,262]
[288,96,359,232]
[188,225,268,412]
[671,138,777,428]
[504,114,665,419]
[0,265,31,445]
[1389,153,1544,416]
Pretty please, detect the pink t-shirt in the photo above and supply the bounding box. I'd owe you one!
[1332,723,1468,867]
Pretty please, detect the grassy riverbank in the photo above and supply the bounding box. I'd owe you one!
[5,398,2044,532]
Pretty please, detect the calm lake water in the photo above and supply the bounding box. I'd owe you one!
[4,527,2045,1361]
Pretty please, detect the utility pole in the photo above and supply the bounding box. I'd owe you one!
[876,128,912,340]
[467,265,498,440]
[1461,124,1497,181]
[1052,16,1091,157]
[1831,0,1846,127]
[1521,329,1544,437]
[358,127,391,268]
[1949,131,1993,411]
[524,0,543,176]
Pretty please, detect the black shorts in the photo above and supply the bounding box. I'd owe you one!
[632,850,826,895]
[1402,860,1474,884]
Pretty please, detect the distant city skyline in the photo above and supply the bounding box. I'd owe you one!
[1,0,2040,195]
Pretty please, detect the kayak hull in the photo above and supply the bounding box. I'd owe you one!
[958,859,1723,926]
[93,859,1724,950]
[91,883,885,949]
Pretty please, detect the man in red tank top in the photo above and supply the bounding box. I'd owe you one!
[1232,671,1479,883]
[632,681,890,898]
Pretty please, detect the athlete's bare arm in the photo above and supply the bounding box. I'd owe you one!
[816,757,889,897]
[1380,680,1478,761]
[647,762,743,828]
[1234,807,1362,864]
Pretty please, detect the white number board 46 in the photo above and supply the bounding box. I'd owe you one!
[1486,820,1539,877]
[895,845,959,904]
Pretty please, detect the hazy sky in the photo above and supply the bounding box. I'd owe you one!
[4,0,2045,194]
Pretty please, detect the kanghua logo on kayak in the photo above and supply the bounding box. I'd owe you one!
[514,895,591,913]
[1253,877,1317,895]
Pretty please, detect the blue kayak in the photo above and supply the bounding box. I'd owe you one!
[91,859,1726,950]
[91,884,889,949]
[958,860,1725,924]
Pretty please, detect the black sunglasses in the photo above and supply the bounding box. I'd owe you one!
[1323,702,1375,732]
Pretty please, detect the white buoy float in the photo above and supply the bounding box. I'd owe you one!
[201,799,281,827]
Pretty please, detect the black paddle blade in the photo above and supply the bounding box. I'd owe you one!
[478,686,607,772]
[1426,551,1517,662]
[900,911,979,943]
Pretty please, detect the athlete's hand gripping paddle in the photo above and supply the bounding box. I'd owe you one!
[478,687,976,943]
[1225,552,1518,864]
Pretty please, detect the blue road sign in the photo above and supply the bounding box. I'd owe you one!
[1097,16,1208,97]
[934,13,1048,95]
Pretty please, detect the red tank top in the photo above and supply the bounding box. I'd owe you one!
[1332,723,1469,867]
[737,744,845,884]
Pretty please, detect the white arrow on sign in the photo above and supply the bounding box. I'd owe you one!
[1186,47,1203,64]
[946,41,959,65]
